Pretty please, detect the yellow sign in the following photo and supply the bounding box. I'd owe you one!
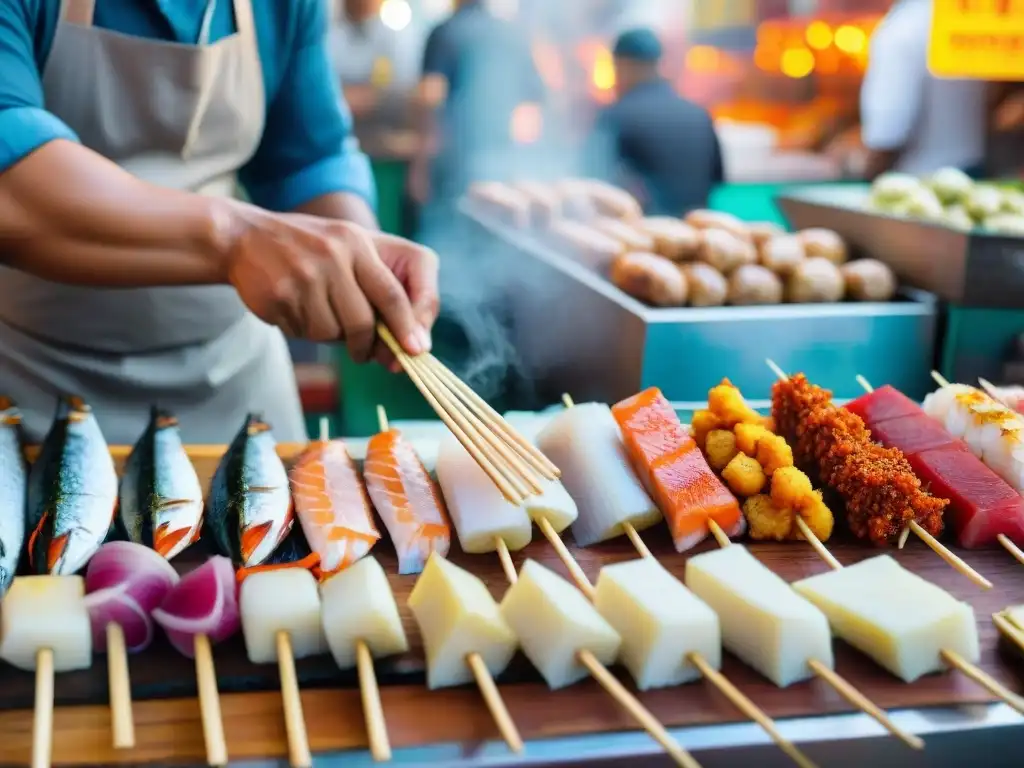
[929,0,1024,80]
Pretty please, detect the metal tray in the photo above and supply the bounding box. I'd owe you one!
[459,201,938,408]
[778,185,1024,309]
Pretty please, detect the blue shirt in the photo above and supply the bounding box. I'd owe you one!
[0,0,376,212]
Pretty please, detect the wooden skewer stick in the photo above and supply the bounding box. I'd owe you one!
[854,375,992,590]
[707,520,924,751]
[276,631,312,768]
[992,611,1024,658]
[559,395,815,767]
[372,411,522,754]
[194,635,228,767]
[32,649,54,768]
[105,623,135,749]
[336,414,394,762]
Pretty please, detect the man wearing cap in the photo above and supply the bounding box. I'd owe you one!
[584,27,724,216]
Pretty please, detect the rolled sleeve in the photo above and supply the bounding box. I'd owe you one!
[239,0,377,212]
[0,1,78,174]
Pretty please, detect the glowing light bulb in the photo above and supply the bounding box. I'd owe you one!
[380,0,412,31]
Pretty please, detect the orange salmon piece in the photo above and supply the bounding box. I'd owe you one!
[612,387,743,552]
[364,429,451,575]
[289,440,380,576]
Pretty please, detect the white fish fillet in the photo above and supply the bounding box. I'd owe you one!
[535,403,661,547]
[435,433,532,554]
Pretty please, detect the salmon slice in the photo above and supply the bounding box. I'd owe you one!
[363,429,451,575]
[289,440,380,576]
[612,388,743,552]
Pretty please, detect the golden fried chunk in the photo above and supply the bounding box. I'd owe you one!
[722,453,766,497]
[704,429,739,471]
[743,494,795,541]
[761,416,776,433]
[734,422,770,456]
[707,378,762,427]
[755,434,794,476]
[690,408,723,449]
[770,466,814,510]
[794,491,834,542]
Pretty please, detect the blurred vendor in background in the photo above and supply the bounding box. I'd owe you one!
[329,0,423,117]
[408,0,546,239]
[859,0,987,179]
[583,28,724,216]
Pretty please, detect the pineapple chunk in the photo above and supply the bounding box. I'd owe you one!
[0,576,91,672]
[320,557,409,670]
[522,478,579,533]
[685,545,832,687]
[595,558,720,690]
[501,559,621,689]
[793,555,979,683]
[240,569,326,665]
[408,553,517,689]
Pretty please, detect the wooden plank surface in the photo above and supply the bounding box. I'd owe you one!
[1,444,1022,765]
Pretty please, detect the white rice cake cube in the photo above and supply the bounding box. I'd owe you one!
[0,576,92,672]
[685,545,832,687]
[320,557,409,670]
[408,553,517,689]
[240,569,326,665]
[436,434,532,553]
[501,559,621,690]
[522,478,579,533]
[595,558,720,690]
[793,555,980,683]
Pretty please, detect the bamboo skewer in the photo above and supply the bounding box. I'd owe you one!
[706,520,924,750]
[106,623,135,749]
[559,394,817,768]
[377,324,558,507]
[372,410,522,755]
[851,375,992,589]
[949,376,1024,566]
[992,611,1024,657]
[327,416,393,762]
[32,649,54,768]
[194,635,228,767]
[767,359,991,590]
[276,631,311,768]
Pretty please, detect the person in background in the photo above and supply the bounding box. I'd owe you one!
[859,0,987,179]
[584,28,724,216]
[407,0,545,224]
[330,0,423,118]
[0,0,439,444]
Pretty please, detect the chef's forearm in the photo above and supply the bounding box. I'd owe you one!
[0,140,234,287]
[295,191,379,230]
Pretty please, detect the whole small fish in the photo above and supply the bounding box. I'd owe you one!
[27,397,118,575]
[205,414,293,567]
[119,408,204,560]
[0,398,27,593]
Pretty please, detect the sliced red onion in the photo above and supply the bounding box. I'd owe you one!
[152,556,240,658]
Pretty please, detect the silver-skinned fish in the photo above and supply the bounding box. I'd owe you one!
[205,414,293,567]
[27,397,118,575]
[119,408,204,560]
[0,398,26,593]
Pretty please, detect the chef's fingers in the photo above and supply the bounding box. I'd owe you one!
[349,236,428,357]
[324,240,378,363]
[402,241,440,333]
[286,251,341,342]
[372,343,402,374]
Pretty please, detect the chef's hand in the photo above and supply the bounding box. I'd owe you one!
[223,205,439,366]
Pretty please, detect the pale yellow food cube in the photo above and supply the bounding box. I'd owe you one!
[240,569,326,665]
[501,559,621,690]
[0,576,91,672]
[794,555,980,683]
[595,558,720,690]
[1006,604,1024,630]
[408,553,517,689]
[685,545,832,687]
[522,478,579,533]
[320,557,409,670]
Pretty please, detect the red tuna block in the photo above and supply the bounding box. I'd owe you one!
[869,414,964,457]
[908,446,1024,548]
[844,385,920,425]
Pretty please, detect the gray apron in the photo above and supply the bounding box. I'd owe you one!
[0,0,306,444]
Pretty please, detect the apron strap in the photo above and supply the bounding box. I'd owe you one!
[60,0,96,26]
[232,0,256,40]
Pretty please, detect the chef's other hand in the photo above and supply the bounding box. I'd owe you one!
[223,205,439,365]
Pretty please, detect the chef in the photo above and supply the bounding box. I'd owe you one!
[860,0,988,179]
[0,0,440,444]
